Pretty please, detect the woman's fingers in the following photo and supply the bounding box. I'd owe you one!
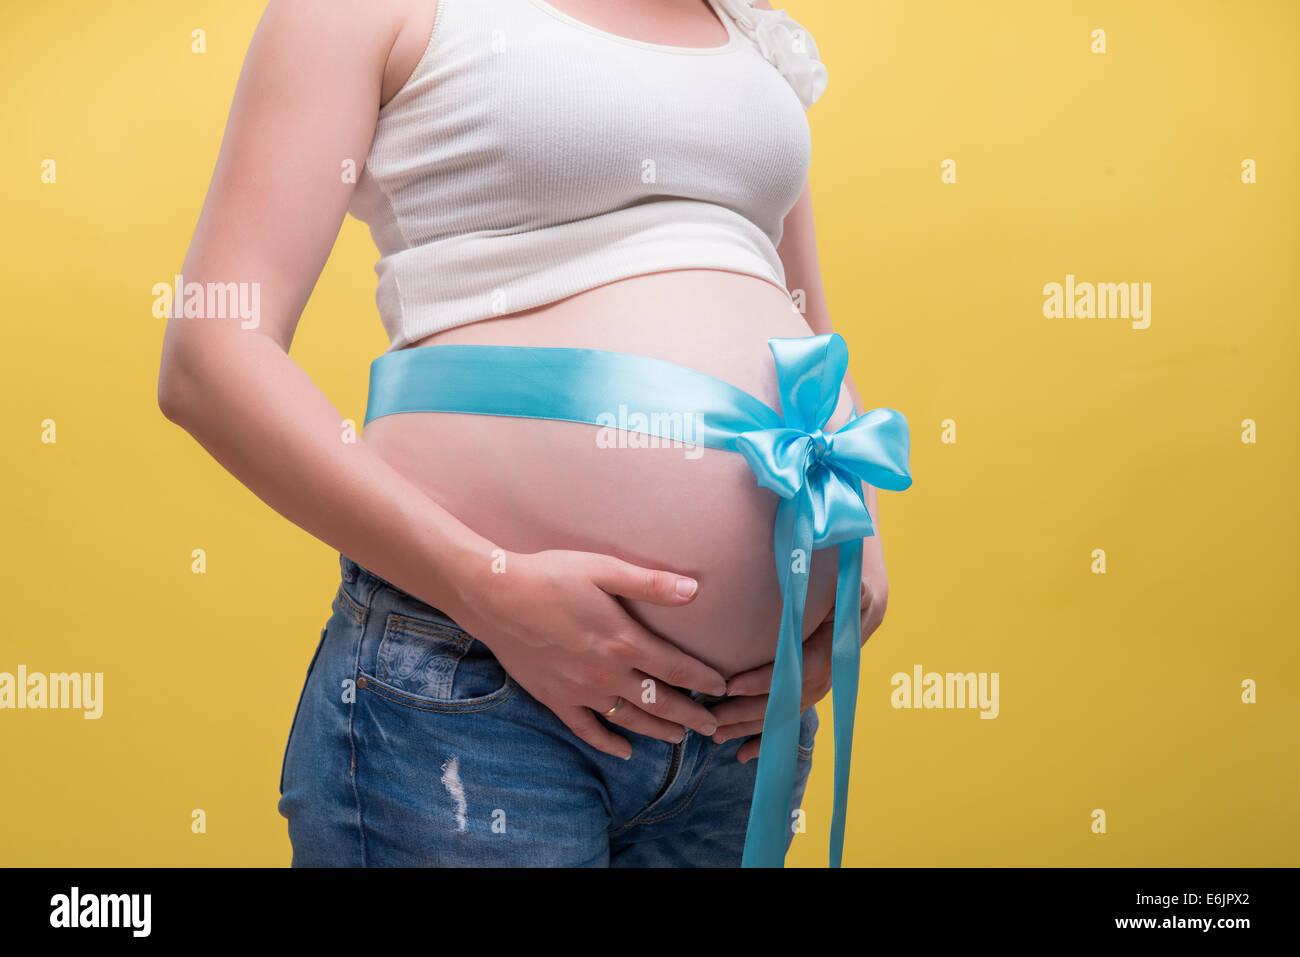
[736,734,763,764]
[704,573,885,762]
[621,622,728,699]
[601,697,689,744]
[560,706,633,760]
[723,660,774,698]
[724,623,835,703]
[581,552,728,696]
[622,671,720,736]
[725,608,838,696]
[710,630,835,751]
[712,718,765,744]
[589,554,700,606]
[705,692,769,728]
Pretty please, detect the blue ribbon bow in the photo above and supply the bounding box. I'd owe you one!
[733,334,912,867]
[363,332,912,867]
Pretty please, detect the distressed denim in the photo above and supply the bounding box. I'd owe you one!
[277,554,819,867]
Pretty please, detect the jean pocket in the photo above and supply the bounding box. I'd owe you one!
[358,609,513,712]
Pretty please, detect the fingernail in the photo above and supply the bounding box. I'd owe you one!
[676,577,698,598]
[713,681,728,696]
[712,732,726,744]
[702,723,717,735]
[620,749,632,760]
[726,681,741,696]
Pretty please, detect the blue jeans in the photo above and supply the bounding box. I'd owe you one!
[278,554,819,866]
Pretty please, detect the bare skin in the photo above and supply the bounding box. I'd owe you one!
[158,0,890,766]
[379,269,858,677]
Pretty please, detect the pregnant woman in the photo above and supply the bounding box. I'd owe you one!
[157,0,911,867]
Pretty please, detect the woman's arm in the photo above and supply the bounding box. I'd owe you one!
[159,0,728,757]
[158,0,484,615]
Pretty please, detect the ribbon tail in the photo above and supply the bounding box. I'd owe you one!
[828,538,864,867]
[741,491,814,867]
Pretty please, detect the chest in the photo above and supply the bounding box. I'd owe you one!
[367,5,812,230]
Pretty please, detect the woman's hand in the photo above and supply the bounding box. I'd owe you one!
[445,548,730,761]
[706,569,888,763]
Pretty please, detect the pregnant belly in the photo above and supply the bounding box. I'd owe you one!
[362,270,858,678]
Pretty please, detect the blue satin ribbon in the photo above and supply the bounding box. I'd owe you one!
[364,333,912,867]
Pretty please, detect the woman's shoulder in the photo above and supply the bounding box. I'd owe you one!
[252,0,431,108]
[382,0,442,108]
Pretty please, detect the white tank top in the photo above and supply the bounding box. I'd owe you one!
[348,0,829,350]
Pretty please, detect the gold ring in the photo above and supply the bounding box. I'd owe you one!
[602,697,624,715]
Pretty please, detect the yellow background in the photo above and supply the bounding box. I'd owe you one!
[2,0,1296,866]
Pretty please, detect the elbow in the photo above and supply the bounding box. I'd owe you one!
[156,366,182,424]
[156,341,202,428]
[157,377,188,427]
[158,327,275,430]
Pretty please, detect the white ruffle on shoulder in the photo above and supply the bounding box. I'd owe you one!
[714,0,829,110]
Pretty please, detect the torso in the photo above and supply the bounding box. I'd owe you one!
[364,270,855,678]
[364,0,849,677]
